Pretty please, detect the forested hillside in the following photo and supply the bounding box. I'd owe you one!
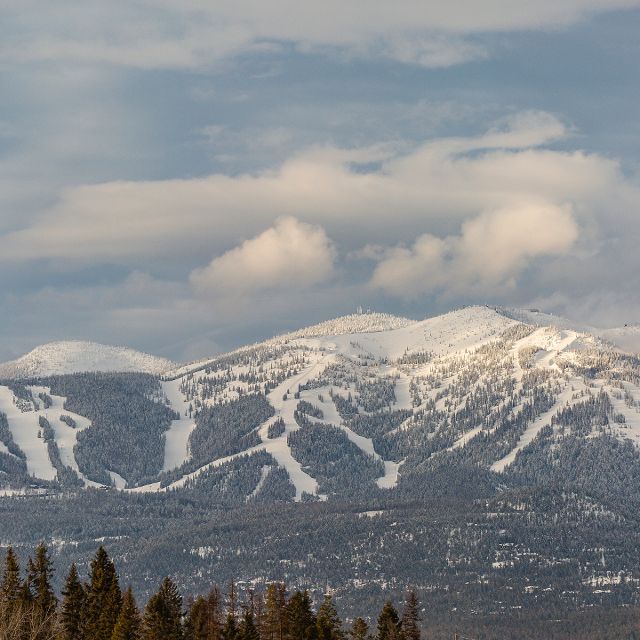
[2,307,640,634]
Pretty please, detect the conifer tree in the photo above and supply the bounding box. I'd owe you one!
[238,609,260,640]
[111,586,142,640]
[82,546,122,640]
[263,583,287,640]
[142,576,183,640]
[376,602,400,640]
[349,618,369,640]
[0,547,22,609]
[223,581,238,640]
[28,543,57,620]
[0,546,24,629]
[184,596,208,640]
[206,587,223,640]
[400,591,420,640]
[60,563,85,640]
[286,590,316,640]
[316,595,343,640]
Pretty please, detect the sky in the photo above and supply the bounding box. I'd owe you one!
[1,1,640,362]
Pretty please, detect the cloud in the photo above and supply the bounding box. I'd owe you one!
[370,203,579,298]
[4,1,640,70]
[190,217,336,296]
[0,110,633,268]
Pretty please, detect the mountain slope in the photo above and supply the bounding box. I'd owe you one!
[0,340,175,379]
[3,306,640,625]
[1,305,639,500]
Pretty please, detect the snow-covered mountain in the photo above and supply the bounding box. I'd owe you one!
[3,305,640,618]
[3,305,639,501]
[0,340,175,379]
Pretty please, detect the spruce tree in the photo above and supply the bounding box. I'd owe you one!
[82,546,122,640]
[263,583,287,640]
[184,596,208,640]
[0,547,21,604]
[223,581,238,640]
[60,563,85,640]
[111,586,142,640]
[206,587,223,640]
[0,547,23,628]
[349,618,369,640]
[238,609,260,640]
[286,590,316,640]
[316,595,343,640]
[28,543,57,619]
[400,591,420,640]
[142,576,183,640]
[376,602,400,640]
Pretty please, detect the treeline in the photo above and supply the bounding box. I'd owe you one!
[0,545,421,640]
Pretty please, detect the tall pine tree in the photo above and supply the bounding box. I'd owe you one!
[184,596,208,640]
[316,595,343,640]
[263,584,287,640]
[349,618,369,640]
[142,576,183,640]
[60,563,85,640]
[286,590,316,640]
[27,543,58,619]
[111,586,142,640]
[376,602,400,640]
[238,609,260,640]
[400,591,420,640]
[81,546,122,640]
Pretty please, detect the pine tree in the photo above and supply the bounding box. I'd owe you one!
[238,609,260,640]
[400,591,420,640]
[60,563,85,640]
[1,547,22,604]
[184,596,208,640]
[376,602,400,640]
[82,546,122,640]
[223,581,238,640]
[206,587,223,640]
[111,586,142,640]
[316,595,343,640]
[263,583,287,640]
[27,543,57,619]
[142,576,183,640]
[349,618,369,640]
[0,546,24,629]
[286,590,316,640]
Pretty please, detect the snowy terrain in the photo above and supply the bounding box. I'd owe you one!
[0,341,175,379]
[2,305,640,499]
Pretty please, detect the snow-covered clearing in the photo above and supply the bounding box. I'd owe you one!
[161,379,197,472]
[0,386,56,481]
[0,385,98,486]
[108,471,127,490]
[491,384,578,472]
[247,465,271,501]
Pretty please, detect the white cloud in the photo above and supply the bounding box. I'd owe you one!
[1,110,634,268]
[370,203,579,298]
[190,217,336,296]
[4,0,640,70]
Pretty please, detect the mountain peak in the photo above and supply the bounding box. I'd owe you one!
[0,340,175,379]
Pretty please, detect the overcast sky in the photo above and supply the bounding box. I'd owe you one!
[2,1,640,362]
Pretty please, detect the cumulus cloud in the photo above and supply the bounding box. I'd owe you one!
[4,0,640,70]
[370,203,579,298]
[190,217,336,296]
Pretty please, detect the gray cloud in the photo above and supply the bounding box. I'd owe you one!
[4,1,640,70]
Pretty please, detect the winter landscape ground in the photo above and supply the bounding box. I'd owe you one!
[2,306,640,637]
